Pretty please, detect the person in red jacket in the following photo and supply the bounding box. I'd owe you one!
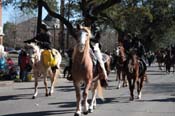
[18,50,30,81]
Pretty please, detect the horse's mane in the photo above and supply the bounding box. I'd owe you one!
[27,42,42,60]
[27,43,40,50]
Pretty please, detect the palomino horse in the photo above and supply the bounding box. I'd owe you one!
[71,26,109,116]
[125,49,147,101]
[114,43,127,89]
[26,43,62,99]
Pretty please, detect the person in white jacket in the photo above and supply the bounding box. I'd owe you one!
[90,31,108,86]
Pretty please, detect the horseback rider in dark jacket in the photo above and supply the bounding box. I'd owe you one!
[131,36,147,68]
[24,24,51,49]
[24,24,58,70]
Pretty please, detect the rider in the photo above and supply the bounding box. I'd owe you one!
[24,23,51,49]
[24,23,58,70]
[90,30,108,86]
[132,36,147,68]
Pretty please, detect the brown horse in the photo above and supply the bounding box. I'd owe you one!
[71,26,109,116]
[155,50,165,70]
[26,43,62,99]
[125,49,147,101]
[114,42,127,89]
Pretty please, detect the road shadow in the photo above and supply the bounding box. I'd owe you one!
[147,73,166,75]
[55,85,75,92]
[143,82,175,94]
[147,69,165,72]
[96,97,130,104]
[140,97,175,102]
[0,94,33,101]
[48,101,76,108]
[1,109,75,116]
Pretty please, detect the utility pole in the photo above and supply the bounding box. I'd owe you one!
[66,0,71,49]
[37,0,43,34]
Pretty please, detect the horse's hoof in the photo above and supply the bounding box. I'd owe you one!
[45,93,49,97]
[137,96,141,100]
[88,109,93,113]
[32,96,35,99]
[48,92,52,96]
[130,97,134,101]
[83,111,88,115]
[74,113,81,116]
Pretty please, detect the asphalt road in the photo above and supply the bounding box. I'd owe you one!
[0,64,174,116]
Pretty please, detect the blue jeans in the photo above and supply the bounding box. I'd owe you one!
[20,70,28,81]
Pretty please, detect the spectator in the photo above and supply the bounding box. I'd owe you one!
[18,50,30,81]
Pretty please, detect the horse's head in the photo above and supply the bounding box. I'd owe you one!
[127,48,138,73]
[25,43,41,66]
[76,26,92,52]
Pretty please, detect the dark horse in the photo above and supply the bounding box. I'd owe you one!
[155,49,165,70]
[125,49,147,101]
[113,42,127,89]
[71,26,110,116]
[164,48,175,73]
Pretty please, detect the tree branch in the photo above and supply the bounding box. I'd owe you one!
[92,0,121,16]
[39,0,77,39]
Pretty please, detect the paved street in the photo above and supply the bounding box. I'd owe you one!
[0,64,175,116]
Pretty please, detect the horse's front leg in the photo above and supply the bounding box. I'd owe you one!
[127,77,134,101]
[43,73,49,96]
[74,82,82,116]
[82,79,92,115]
[116,70,121,89]
[136,79,141,99]
[89,81,98,113]
[122,72,128,87]
[33,74,38,99]
[137,74,145,99]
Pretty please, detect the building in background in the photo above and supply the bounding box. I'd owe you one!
[3,15,117,52]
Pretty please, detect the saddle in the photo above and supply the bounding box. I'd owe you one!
[89,49,108,75]
[41,49,58,67]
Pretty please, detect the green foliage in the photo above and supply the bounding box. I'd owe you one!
[98,0,175,50]
[3,0,175,50]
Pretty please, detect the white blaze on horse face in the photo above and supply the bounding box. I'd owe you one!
[128,59,134,73]
[116,47,120,56]
[78,30,88,52]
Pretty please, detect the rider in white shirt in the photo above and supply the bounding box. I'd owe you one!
[90,31,108,85]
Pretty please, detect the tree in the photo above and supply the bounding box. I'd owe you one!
[60,0,65,52]
[96,0,175,50]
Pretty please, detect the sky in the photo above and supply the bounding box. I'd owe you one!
[2,5,47,25]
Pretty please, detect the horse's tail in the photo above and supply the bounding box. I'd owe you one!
[97,80,104,101]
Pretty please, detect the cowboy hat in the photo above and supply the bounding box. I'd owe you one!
[40,24,48,31]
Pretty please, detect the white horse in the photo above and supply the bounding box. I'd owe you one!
[26,43,62,99]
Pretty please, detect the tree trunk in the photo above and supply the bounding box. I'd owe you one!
[37,0,42,34]
[60,0,65,54]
